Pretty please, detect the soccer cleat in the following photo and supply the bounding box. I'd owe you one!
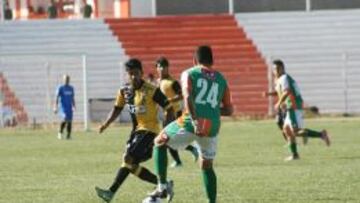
[321,130,331,146]
[166,180,174,203]
[170,161,182,168]
[284,154,300,162]
[149,180,174,203]
[95,186,114,203]
[57,132,62,140]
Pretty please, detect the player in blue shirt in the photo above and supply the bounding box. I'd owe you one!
[54,75,75,140]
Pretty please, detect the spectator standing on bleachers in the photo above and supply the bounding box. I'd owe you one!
[81,0,92,18]
[4,0,13,20]
[54,75,75,140]
[0,94,16,128]
[47,0,58,19]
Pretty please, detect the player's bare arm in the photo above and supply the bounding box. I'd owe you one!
[72,96,76,111]
[153,87,175,126]
[275,89,290,110]
[54,95,59,113]
[221,86,234,116]
[99,106,123,133]
[184,86,197,121]
[263,91,277,97]
[169,81,183,103]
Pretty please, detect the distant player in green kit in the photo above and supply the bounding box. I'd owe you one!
[272,59,330,161]
[148,45,234,203]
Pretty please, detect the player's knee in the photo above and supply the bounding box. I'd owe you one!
[283,126,293,137]
[121,162,138,173]
[200,158,213,170]
[123,154,134,165]
[154,131,169,146]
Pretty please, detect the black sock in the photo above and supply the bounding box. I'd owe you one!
[133,166,158,185]
[60,121,66,133]
[168,147,181,164]
[185,145,196,152]
[109,167,130,193]
[66,122,72,138]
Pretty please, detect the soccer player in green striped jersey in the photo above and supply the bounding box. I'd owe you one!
[148,46,234,203]
[272,60,331,161]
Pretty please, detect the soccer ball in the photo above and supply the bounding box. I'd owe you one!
[142,196,161,203]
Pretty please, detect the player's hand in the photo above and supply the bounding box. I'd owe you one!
[192,119,209,137]
[262,91,268,97]
[274,102,280,112]
[53,107,58,114]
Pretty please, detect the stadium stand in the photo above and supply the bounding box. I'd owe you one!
[236,9,360,114]
[0,73,28,125]
[105,15,269,116]
[0,19,128,123]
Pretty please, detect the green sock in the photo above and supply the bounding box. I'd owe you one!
[202,168,217,203]
[301,128,322,138]
[154,145,167,184]
[289,142,298,156]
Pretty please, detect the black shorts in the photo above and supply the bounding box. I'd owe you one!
[124,130,156,164]
[276,109,286,129]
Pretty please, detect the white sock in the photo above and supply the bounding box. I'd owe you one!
[158,183,167,191]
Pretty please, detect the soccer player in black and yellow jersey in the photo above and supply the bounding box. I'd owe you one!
[95,58,175,203]
[156,57,199,168]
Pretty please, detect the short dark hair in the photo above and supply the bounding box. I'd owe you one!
[156,57,169,68]
[273,59,285,69]
[125,58,142,72]
[195,45,213,66]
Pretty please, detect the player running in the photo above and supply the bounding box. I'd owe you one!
[272,59,330,161]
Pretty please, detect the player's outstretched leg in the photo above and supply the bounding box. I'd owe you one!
[130,165,158,185]
[168,147,182,168]
[95,166,130,202]
[321,130,331,146]
[298,128,330,146]
[185,145,199,162]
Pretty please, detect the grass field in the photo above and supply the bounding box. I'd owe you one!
[0,117,360,203]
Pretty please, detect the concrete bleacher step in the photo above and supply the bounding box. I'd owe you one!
[236,9,360,114]
[106,14,268,116]
[0,73,28,124]
[0,19,129,123]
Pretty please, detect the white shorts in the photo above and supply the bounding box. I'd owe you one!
[284,109,304,129]
[165,128,217,160]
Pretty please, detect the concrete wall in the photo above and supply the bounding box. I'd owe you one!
[156,0,360,15]
[234,0,305,12]
[157,0,228,15]
[131,0,153,17]
[311,0,360,10]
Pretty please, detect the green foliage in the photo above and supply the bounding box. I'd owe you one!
[0,118,359,203]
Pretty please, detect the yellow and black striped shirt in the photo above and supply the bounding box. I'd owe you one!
[115,80,171,134]
[159,77,182,115]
